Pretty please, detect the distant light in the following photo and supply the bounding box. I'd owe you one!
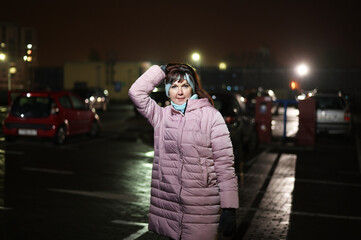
[226,85,232,91]
[297,95,306,100]
[291,81,297,90]
[295,63,309,77]
[153,87,159,92]
[0,53,6,61]
[27,56,32,62]
[27,44,32,49]
[191,52,200,61]
[26,93,31,97]
[9,67,16,74]
[219,62,227,70]
[0,43,5,48]
[27,50,32,55]
[23,56,28,61]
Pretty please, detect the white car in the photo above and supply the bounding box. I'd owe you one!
[312,92,351,135]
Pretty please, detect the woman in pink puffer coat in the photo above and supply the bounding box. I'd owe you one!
[128,63,239,240]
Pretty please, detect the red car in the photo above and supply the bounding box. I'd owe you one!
[3,91,100,144]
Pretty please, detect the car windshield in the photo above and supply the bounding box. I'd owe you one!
[315,96,345,110]
[11,96,52,118]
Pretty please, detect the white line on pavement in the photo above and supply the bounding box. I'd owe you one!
[48,189,138,201]
[112,220,148,240]
[23,167,74,175]
[0,149,24,155]
[0,206,12,210]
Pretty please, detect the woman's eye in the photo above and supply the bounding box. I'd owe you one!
[182,85,189,88]
[171,85,177,89]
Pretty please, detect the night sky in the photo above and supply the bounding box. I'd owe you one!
[2,0,360,68]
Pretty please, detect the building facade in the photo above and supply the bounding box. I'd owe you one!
[0,22,37,90]
[64,61,151,101]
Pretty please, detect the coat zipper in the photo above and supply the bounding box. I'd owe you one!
[178,114,186,239]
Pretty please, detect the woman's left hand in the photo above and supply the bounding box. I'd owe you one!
[219,208,237,237]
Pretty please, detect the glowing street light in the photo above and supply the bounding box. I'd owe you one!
[295,63,310,77]
[0,53,5,61]
[219,62,227,70]
[191,52,201,62]
[0,53,11,90]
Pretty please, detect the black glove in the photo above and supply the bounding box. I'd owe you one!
[219,208,237,237]
[160,65,167,74]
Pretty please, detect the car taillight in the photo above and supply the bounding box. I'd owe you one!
[344,110,350,122]
[224,116,236,124]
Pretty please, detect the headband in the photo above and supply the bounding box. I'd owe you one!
[165,73,195,97]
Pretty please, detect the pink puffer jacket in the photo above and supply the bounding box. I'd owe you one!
[128,65,239,240]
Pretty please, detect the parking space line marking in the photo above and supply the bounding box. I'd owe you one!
[0,206,12,210]
[48,189,138,201]
[0,149,24,155]
[112,220,148,240]
[23,167,74,175]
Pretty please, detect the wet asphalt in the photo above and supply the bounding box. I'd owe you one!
[0,103,360,240]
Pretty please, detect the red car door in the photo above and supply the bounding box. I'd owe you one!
[69,94,93,134]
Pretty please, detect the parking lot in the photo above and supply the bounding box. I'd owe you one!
[0,103,361,240]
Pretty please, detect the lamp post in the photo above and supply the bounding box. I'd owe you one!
[295,63,310,84]
[219,62,227,70]
[0,53,11,91]
[191,52,201,78]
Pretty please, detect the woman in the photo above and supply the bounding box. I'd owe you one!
[128,63,239,240]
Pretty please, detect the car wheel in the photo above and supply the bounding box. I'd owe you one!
[88,121,100,137]
[54,126,66,145]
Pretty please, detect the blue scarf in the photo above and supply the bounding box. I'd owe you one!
[171,94,198,114]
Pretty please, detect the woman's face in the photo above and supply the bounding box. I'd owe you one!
[169,79,192,105]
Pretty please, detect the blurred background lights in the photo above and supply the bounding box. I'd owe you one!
[0,53,6,61]
[219,62,227,70]
[27,44,32,49]
[191,52,200,61]
[295,63,310,77]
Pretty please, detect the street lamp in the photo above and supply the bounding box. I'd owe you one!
[0,53,11,91]
[191,52,201,62]
[295,63,309,77]
[219,62,227,70]
[294,63,310,90]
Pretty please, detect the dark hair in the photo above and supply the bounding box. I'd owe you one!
[165,63,214,106]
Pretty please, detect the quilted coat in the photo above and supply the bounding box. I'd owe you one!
[128,65,239,240]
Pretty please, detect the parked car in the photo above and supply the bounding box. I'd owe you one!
[243,88,279,115]
[311,91,351,135]
[72,87,109,111]
[209,91,258,172]
[3,91,101,144]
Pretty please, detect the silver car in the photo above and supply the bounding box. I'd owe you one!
[312,92,351,135]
